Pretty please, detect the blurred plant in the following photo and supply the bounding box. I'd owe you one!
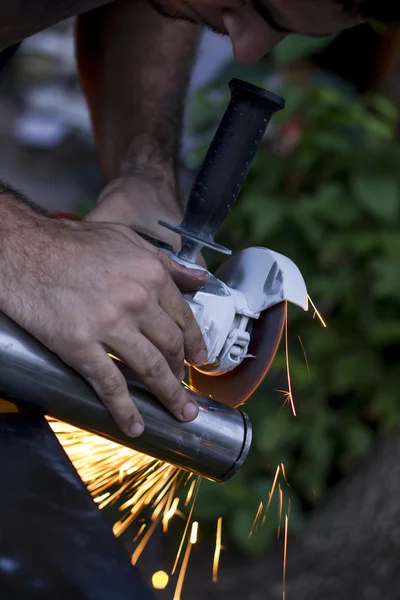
[187,52,400,555]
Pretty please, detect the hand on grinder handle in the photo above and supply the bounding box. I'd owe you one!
[7,213,208,437]
[85,176,208,268]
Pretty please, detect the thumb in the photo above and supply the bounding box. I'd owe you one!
[157,250,209,292]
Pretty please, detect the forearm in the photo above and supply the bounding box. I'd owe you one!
[76,0,200,190]
[0,2,113,50]
[0,184,48,309]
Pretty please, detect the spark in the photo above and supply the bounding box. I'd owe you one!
[185,479,197,506]
[264,465,281,518]
[307,294,327,328]
[212,518,223,583]
[152,570,169,590]
[260,465,281,527]
[173,522,198,600]
[133,523,147,542]
[284,303,296,416]
[190,521,199,544]
[163,497,180,533]
[280,463,291,489]
[172,478,201,575]
[0,399,19,413]
[49,420,210,597]
[47,423,179,551]
[282,513,289,600]
[132,501,167,564]
[277,389,293,411]
[249,501,264,538]
[94,492,110,504]
[277,485,283,540]
[43,277,325,600]
[297,335,310,377]
[48,309,307,600]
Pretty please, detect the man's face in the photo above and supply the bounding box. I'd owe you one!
[151,0,363,64]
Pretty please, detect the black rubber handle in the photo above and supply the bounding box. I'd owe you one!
[183,79,284,242]
[159,78,285,262]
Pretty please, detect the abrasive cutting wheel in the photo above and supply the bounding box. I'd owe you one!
[189,301,286,409]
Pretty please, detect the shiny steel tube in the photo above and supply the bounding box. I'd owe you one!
[0,313,251,482]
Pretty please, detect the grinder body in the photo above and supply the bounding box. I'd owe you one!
[161,79,308,406]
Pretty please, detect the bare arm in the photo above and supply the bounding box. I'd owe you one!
[0,2,113,50]
[0,183,207,435]
[76,0,200,246]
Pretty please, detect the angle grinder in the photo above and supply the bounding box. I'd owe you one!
[161,78,308,407]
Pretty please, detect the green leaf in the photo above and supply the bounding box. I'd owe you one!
[231,508,274,554]
[371,259,400,299]
[194,480,232,519]
[363,117,393,141]
[369,321,400,344]
[368,95,398,123]
[254,413,290,455]
[239,195,285,239]
[351,174,399,222]
[313,184,359,226]
[331,352,381,393]
[310,130,352,155]
[341,421,373,460]
[273,34,335,65]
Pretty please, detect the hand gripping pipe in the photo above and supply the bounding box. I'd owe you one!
[0,312,251,482]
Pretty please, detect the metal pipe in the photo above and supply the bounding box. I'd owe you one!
[0,312,252,482]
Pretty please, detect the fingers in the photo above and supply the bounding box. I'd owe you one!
[128,250,207,366]
[108,305,186,382]
[157,249,209,292]
[112,333,199,423]
[153,277,207,366]
[138,306,186,381]
[70,345,144,438]
[167,295,207,366]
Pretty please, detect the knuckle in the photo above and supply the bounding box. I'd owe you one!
[142,356,165,381]
[97,372,126,399]
[128,284,150,311]
[146,257,168,285]
[179,303,202,338]
[117,409,138,433]
[165,386,185,411]
[185,329,206,361]
[68,328,92,352]
[180,300,195,325]
[100,303,119,327]
[167,332,184,361]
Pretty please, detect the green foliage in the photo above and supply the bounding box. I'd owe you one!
[188,66,400,554]
[272,34,335,65]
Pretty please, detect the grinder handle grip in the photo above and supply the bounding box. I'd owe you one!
[181,78,285,242]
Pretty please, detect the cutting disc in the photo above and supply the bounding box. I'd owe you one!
[189,300,286,408]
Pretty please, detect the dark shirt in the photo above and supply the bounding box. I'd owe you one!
[0,43,20,79]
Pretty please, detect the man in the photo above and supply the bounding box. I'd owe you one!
[0,1,397,438]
